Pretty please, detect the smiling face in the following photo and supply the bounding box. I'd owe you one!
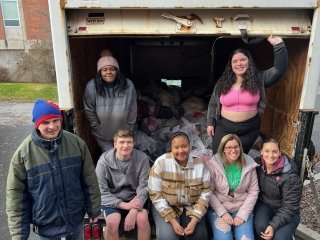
[170,135,190,166]
[223,139,241,164]
[37,118,61,140]
[114,136,134,160]
[231,52,249,77]
[260,142,281,168]
[100,66,117,84]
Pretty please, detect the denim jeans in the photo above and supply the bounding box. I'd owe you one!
[37,222,83,240]
[151,206,207,240]
[207,208,255,240]
[254,201,299,240]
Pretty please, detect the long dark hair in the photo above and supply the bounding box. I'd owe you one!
[214,48,260,95]
[94,70,128,97]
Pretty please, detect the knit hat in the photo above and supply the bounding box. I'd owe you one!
[32,100,62,128]
[97,56,119,72]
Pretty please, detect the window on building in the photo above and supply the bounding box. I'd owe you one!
[1,0,20,27]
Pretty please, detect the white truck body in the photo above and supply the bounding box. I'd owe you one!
[48,0,319,176]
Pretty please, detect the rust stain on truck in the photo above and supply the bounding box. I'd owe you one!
[60,0,67,9]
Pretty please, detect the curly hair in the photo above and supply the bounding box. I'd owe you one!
[214,48,261,96]
[94,70,128,97]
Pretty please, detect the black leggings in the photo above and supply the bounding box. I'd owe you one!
[211,115,261,154]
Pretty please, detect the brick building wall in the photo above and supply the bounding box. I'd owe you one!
[0,8,4,40]
[0,0,54,82]
[0,0,51,49]
[22,0,50,40]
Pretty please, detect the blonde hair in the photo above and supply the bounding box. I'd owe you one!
[113,129,134,142]
[217,134,244,168]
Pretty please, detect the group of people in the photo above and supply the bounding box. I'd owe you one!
[95,129,301,240]
[6,35,302,240]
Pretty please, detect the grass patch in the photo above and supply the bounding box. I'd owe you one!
[0,83,58,101]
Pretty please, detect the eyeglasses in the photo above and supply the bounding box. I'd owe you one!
[224,146,240,151]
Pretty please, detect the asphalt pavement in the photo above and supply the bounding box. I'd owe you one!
[0,103,36,239]
[0,94,319,239]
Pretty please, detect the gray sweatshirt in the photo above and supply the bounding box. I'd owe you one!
[83,78,137,146]
[95,148,150,207]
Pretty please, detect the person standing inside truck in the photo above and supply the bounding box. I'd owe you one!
[84,54,137,152]
[207,35,288,154]
[148,131,211,240]
[6,99,101,240]
[254,138,302,240]
[96,129,151,240]
[205,134,259,240]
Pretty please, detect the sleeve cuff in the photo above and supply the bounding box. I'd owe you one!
[164,212,177,223]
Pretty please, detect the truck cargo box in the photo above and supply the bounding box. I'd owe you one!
[48,1,320,175]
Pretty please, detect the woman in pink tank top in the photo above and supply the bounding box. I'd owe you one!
[207,35,288,154]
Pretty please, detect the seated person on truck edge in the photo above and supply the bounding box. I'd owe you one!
[95,129,151,240]
[254,138,302,240]
[205,134,259,240]
[148,131,211,240]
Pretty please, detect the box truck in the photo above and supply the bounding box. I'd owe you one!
[49,0,320,238]
[48,0,319,173]
[48,0,320,238]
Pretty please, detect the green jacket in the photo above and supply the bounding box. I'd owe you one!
[6,130,101,239]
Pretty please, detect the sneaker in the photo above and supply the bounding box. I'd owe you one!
[83,224,92,239]
[92,223,101,239]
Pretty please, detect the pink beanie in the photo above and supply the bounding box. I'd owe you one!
[97,56,119,72]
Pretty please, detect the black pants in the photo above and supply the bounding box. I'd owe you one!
[254,201,300,240]
[212,115,261,154]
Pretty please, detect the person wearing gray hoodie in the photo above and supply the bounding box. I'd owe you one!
[84,55,137,152]
[95,129,151,240]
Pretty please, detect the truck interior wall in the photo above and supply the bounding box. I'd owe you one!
[260,39,309,157]
[69,37,308,163]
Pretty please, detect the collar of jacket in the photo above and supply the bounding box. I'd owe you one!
[32,129,62,152]
[103,148,133,170]
[257,155,293,175]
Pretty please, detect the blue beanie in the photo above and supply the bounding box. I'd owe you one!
[32,100,62,128]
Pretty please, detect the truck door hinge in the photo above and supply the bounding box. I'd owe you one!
[161,12,193,29]
[231,14,262,45]
[214,17,225,28]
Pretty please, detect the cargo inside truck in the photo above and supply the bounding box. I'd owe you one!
[63,8,312,163]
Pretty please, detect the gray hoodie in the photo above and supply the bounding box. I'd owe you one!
[83,78,137,146]
[95,148,150,207]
